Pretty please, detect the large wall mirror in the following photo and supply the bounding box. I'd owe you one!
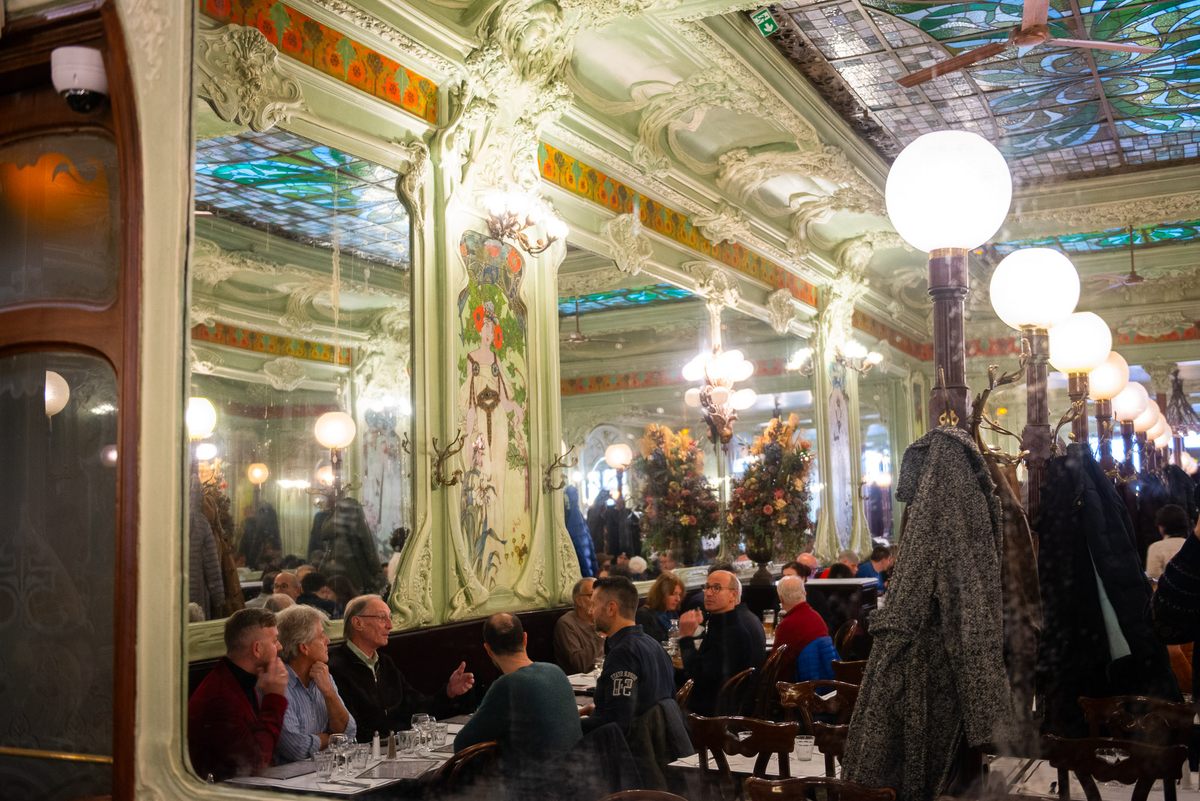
[557,246,817,577]
[186,113,414,623]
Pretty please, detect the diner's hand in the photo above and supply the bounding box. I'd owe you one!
[257,656,288,697]
[447,661,475,697]
[310,661,335,696]
[678,608,703,638]
[578,704,594,717]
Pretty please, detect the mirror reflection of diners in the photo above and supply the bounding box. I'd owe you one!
[186,119,414,624]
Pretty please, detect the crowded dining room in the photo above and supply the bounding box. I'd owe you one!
[2,0,1200,799]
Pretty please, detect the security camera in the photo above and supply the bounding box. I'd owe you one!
[51,47,108,113]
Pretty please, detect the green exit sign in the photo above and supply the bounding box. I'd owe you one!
[751,8,780,37]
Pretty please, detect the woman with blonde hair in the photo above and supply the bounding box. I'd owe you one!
[636,569,685,643]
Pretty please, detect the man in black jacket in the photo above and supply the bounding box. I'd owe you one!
[678,569,765,715]
[1152,512,1200,699]
[327,594,474,742]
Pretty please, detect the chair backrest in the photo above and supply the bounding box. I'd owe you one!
[776,680,860,730]
[676,678,695,713]
[744,776,896,801]
[831,659,866,685]
[1078,696,1195,747]
[754,645,789,719]
[832,619,860,654]
[716,666,757,716]
[688,714,799,782]
[688,713,737,798]
[598,791,689,801]
[425,740,498,789]
[1042,734,1187,792]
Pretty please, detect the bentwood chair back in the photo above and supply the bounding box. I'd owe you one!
[830,659,866,686]
[1077,695,1194,748]
[753,645,790,720]
[688,713,800,795]
[422,740,498,795]
[776,681,860,778]
[677,679,695,713]
[598,791,689,801]
[744,776,896,801]
[716,667,758,716]
[1041,734,1187,801]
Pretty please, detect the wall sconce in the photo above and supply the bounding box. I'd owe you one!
[835,339,883,376]
[604,442,633,508]
[787,346,815,376]
[45,370,70,417]
[314,410,356,502]
[483,190,568,256]
[186,397,217,440]
[683,347,756,446]
[247,462,269,504]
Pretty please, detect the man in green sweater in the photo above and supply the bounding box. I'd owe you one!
[454,613,583,779]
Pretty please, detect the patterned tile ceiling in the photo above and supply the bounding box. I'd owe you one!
[195,130,411,268]
[766,0,1200,184]
[558,284,694,315]
[986,217,1200,254]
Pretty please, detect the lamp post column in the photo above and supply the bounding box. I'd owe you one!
[1021,328,1051,520]
[1095,399,1114,471]
[1067,373,1090,446]
[927,248,970,429]
[1120,421,1136,474]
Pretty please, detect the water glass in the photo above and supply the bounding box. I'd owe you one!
[399,729,420,755]
[795,734,815,761]
[315,750,335,779]
[350,743,369,771]
[592,657,604,677]
[328,733,348,775]
[434,722,449,746]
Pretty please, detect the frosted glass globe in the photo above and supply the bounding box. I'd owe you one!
[731,388,757,411]
[1048,313,1112,374]
[684,387,702,408]
[1111,382,1149,422]
[682,353,706,382]
[989,248,1080,330]
[1153,428,1172,450]
[1087,352,1129,401]
[194,442,219,461]
[885,130,1012,252]
[1146,416,1168,442]
[1133,404,1160,434]
[604,442,633,470]
[247,463,270,486]
[185,397,217,439]
[314,411,356,449]
[44,370,70,417]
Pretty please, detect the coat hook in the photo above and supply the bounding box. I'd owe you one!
[542,445,577,494]
[431,431,466,490]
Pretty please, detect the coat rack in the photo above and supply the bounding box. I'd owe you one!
[431,431,466,489]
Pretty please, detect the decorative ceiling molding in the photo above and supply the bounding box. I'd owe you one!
[693,201,750,245]
[767,288,799,335]
[394,140,430,227]
[684,260,740,309]
[1010,191,1200,236]
[196,23,305,133]
[1117,312,1196,342]
[788,190,883,258]
[559,266,625,297]
[192,322,353,366]
[716,145,882,216]
[192,239,286,286]
[601,213,654,276]
[304,0,463,78]
[820,271,868,347]
[261,356,310,391]
[831,231,910,276]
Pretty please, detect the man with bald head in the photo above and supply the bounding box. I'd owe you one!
[796,553,820,577]
[677,569,765,715]
[272,571,301,601]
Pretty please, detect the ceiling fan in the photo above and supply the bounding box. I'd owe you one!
[898,0,1157,88]
[1099,226,1147,291]
[561,298,625,349]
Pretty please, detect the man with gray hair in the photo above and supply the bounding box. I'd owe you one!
[329,594,474,741]
[817,550,860,578]
[677,569,765,715]
[554,577,605,674]
[772,575,830,681]
[274,604,356,762]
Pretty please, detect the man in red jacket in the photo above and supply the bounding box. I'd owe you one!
[772,575,829,679]
[188,608,289,780]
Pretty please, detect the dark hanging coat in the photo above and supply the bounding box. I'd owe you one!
[843,427,1012,801]
[1035,444,1180,738]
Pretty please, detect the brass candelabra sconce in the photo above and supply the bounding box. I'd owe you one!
[483,191,568,256]
[542,446,577,494]
[431,431,466,490]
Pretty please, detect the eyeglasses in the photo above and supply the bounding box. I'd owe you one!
[702,584,732,593]
[357,614,392,622]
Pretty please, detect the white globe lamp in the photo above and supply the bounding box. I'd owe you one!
[1146,416,1169,442]
[314,411,356,450]
[44,370,70,417]
[1048,313,1113,375]
[185,397,217,440]
[1112,383,1149,422]
[1133,403,1160,434]
[989,248,1080,331]
[247,463,270,486]
[604,442,633,471]
[1088,352,1129,401]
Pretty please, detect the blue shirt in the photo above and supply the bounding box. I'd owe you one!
[276,664,357,762]
[856,560,885,593]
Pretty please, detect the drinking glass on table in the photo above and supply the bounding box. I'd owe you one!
[592,657,604,677]
[411,713,434,753]
[762,610,776,639]
[795,735,815,761]
[328,733,348,776]
[315,750,335,779]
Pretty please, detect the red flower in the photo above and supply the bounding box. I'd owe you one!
[473,305,485,332]
[493,326,504,350]
[327,51,341,69]
[403,90,417,106]
[762,504,775,516]
[282,30,302,52]
[385,82,400,100]
[259,19,276,40]
[349,62,365,81]
[507,249,522,273]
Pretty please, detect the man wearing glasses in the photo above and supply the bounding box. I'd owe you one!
[329,594,475,741]
[677,570,765,715]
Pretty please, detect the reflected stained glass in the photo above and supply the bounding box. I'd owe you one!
[558,284,694,315]
[195,131,410,268]
[987,218,1200,254]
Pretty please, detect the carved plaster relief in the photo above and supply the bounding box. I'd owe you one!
[767,288,799,334]
[260,357,309,391]
[788,190,882,257]
[1117,312,1194,340]
[685,261,740,309]
[602,213,654,276]
[394,141,430,227]
[560,266,627,297]
[196,24,305,133]
[821,271,868,347]
[1010,191,1200,234]
[716,146,883,216]
[694,201,750,245]
[831,231,909,275]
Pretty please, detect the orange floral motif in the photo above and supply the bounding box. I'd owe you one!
[507,248,522,273]
[282,29,302,53]
[493,326,504,350]
[473,305,486,333]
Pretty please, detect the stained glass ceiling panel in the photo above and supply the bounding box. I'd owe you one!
[985,218,1200,255]
[558,284,694,315]
[766,0,1200,183]
[194,130,410,268]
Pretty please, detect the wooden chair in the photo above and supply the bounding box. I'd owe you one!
[1041,734,1187,801]
[677,678,695,713]
[830,659,866,686]
[420,740,498,795]
[716,667,758,716]
[598,791,689,801]
[753,645,790,720]
[832,620,860,656]
[777,680,860,778]
[744,776,896,801]
[1077,695,1194,747]
[688,714,800,799]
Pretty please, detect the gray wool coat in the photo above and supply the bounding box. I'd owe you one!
[842,426,1013,801]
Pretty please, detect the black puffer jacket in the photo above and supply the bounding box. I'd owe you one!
[1035,444,1180,738]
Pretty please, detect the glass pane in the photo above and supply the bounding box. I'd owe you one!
[188,128,413,623]
[0,351,117,798]
[0,134,120,309]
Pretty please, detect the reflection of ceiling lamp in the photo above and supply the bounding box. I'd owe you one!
[314,411,356,502]
[45,370,70,417]
[1048,312,1112,444]
[186,397,217,440]
[604,442,634,508]
[100,444,118,467]
[787,346,815,376]
[195,442,219,461]
[247,462,269,502]
[835,340,883,376]
[683,347,756,446]
[1153,426,1173,451]
[483,190,568,256]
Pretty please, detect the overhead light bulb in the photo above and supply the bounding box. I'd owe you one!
[1088,351,1130,401]
[604,442,633,470]
[316,464,335,486]
[247,463,270,486]
[682,353,707,383]
[1048,312,1112,374]
[1111,382,1149,422]
[195,442,219,461]
[989,248,1080,331]
[709,386,731,407]
[45,370,70,417]
[314,411,356,449]
[100,444,118,467]
[185,397,217,439]
[731,388,757,411]
[1133,403,1160,434]
[684,387,702,408]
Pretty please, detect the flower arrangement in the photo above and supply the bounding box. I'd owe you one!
[632,424,721,563]
[727,413,814,562]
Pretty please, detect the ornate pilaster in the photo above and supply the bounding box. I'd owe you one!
[195,23,305,132]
